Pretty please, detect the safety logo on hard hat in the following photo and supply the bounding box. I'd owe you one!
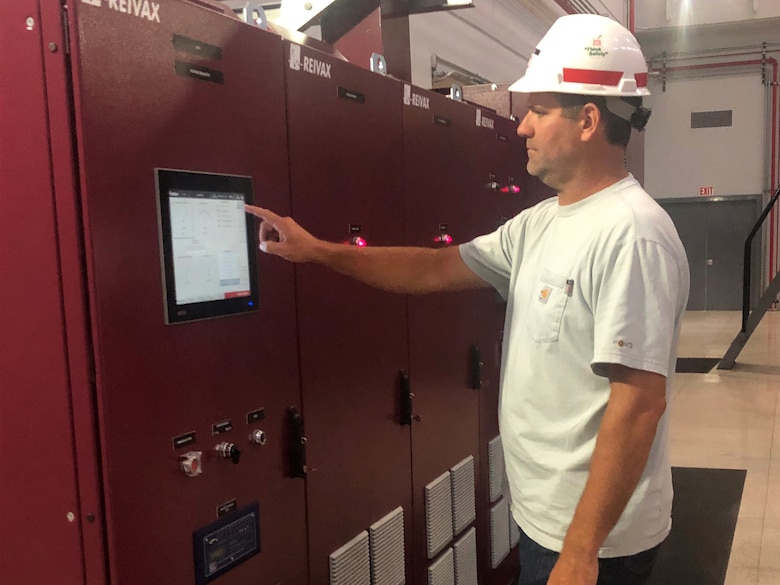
[585,36,608,57]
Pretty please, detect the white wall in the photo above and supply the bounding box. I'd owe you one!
[637,0,780,29]
[644,73,766,199]
[408,0,563,88]
[404,0,776,204]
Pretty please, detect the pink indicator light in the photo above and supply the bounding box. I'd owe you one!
[437,233,453,245]
[352,236,367,247]
[500,186,510,193]
[511,185,521,193]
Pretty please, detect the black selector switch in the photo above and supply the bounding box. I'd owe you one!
[216,442,241,464]
[229,445,241,464]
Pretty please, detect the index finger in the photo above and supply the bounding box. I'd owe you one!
[245,204,282,224]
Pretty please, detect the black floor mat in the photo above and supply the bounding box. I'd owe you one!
[647,467,746,585]
[676,357,721,373]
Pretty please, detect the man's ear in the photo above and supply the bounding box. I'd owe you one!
[580,102,602,142]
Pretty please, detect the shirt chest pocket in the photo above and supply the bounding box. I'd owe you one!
[527,270,570,343]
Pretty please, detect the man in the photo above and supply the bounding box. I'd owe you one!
[247,14,689,585]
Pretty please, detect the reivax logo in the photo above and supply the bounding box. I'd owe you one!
[476,109,494,129]
[403,84,430,110]
[290,45,332,80]
[302,55,331,79]
[108,0,160,23]
[289,44,301,71]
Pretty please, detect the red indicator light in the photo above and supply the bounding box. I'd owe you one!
[352,236,367,247]
[500,186,510,193]
[434,233,453,245]
[511,185,521,193]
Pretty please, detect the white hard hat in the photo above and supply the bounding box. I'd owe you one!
[509,14,650,97]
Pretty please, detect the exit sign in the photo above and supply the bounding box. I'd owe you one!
[700,186,714,196]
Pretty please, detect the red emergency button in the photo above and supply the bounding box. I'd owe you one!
[180,451,203,477]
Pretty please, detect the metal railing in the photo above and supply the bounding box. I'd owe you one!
[741,184,780,332]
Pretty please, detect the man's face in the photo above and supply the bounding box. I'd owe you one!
[516,93,583,190]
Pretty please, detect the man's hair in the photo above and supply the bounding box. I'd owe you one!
[556,94,642,148]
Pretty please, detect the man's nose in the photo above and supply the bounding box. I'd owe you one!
[516,112,532,138]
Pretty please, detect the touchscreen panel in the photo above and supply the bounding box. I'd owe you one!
[156,170,259,323]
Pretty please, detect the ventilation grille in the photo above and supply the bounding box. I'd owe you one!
[691,110,732,128]
[369,507,406,585]
[427,547,455,585]
[509,506,520,549]
[426,471,454,559]
[330,531,371,585]
[488,436,504,503]
[453,527,478,585]
[490,499,510,569]
[450,456,476,536]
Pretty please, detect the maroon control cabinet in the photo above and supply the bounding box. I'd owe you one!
[0,2,534,584]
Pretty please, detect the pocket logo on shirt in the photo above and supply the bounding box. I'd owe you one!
[538,286,552,303]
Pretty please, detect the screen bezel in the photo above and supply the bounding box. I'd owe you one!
[156,169,259,324]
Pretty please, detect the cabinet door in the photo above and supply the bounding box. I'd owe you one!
[469,112,529,585]
[402,90,483,585]
[71,5,307,584]
[285,42,414,585]
[0,2,85,583]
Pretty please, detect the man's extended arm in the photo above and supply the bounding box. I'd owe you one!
[548,364,667,585]
[246,205,489,294]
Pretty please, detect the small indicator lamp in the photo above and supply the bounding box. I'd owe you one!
[435,233,454,245]
[352,236,367,247]
[505,177,521,194]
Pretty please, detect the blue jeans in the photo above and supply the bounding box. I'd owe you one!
[517,527,660,585]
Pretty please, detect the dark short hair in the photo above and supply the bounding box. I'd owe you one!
[556,94,641,148]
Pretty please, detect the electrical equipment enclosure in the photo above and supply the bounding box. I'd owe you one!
[156,169,259,323]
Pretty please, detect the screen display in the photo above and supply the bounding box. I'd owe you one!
[156,169,258,323]
[168,189,251,304]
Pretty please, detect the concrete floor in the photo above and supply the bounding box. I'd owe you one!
[670,310,780,585]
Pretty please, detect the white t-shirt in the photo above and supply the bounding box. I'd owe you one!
[460,174,690,558]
